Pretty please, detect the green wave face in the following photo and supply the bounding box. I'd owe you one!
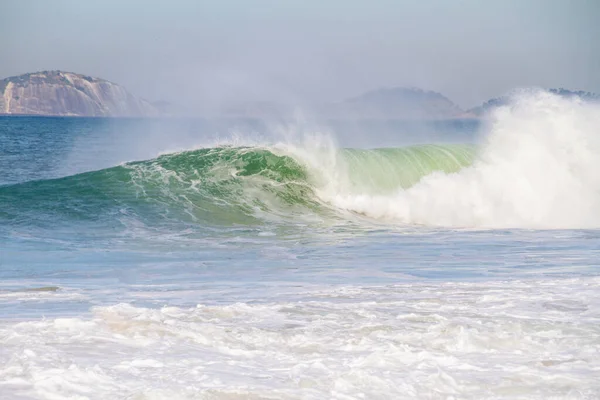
[0,145,476,228]
[340,144,476,194]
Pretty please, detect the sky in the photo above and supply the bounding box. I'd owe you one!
[1,0,599,110]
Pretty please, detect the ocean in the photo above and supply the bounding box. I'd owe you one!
[1,91,599,399]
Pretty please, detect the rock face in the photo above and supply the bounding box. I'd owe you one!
[324,87,464,120]
[0,71,158,117]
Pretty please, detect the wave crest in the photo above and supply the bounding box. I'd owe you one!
[0,144,474,227]
[329,90,600,228]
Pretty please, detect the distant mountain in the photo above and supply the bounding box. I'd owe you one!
[217,88,465,120]
[323,87,464,120]
[0,71,158,117]
[6,72,593,121]
[469,88,600,116]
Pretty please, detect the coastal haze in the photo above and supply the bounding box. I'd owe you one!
[0,70,598,122]
[1,0,599,111]
[2,1,600,400]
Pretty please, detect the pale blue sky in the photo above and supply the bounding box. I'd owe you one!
[1,0,598,109]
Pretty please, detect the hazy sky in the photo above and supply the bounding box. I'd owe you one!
[1,0,598,109]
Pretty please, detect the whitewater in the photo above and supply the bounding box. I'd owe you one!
[1,90,600,399]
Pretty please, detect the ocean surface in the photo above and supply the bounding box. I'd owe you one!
[1,91,599,399]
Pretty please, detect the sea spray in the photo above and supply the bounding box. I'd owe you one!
[327,90,600,228]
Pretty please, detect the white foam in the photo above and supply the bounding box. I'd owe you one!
[0,288,85,303]
[321,90,600,228]
[1,277,599,399]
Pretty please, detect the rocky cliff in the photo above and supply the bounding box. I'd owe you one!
[0,71,158,117]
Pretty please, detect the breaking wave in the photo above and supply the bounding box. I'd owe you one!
[1,90,599,229]
[0,144,475,227]
[329,90,600,228]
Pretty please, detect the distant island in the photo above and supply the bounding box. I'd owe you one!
[467,88,600,116]
[221,88,467,120]
[0,71,158,117]
[215,86,600,120]
[1,70,597,119]
[322,87,465,120]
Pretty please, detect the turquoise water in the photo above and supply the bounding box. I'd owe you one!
[1,95,600,400]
